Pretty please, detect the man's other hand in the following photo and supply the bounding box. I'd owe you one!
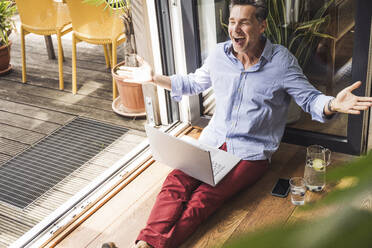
[330,81,372,115]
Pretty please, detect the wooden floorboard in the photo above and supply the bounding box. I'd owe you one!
[0,99,75,125]
[0,111,61,135]
[0,137,29,157]
[0,79,113,111]
[0,82,145,130]
[0,123,45,145]
[0,153,12,165]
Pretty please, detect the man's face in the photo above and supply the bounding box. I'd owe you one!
[228,5,266,54]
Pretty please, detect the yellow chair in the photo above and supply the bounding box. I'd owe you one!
[15,0,72,90]
[65,0,126,100]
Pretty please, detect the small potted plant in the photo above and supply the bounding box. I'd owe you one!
[0,0,16,76]
[84,0,146,115]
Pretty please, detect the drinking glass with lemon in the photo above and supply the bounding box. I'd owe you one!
[304,145,331,191]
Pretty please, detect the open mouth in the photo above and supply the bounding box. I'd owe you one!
[233,37,246,45]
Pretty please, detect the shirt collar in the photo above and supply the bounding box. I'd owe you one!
[260,37,273,62]
[224,36,274,63]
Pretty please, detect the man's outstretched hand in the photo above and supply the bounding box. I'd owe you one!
[331,81,372,114]
[115,55,154,84]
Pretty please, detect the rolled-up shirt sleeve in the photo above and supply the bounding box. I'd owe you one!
[170,61,212,102]
[282,54,334,123]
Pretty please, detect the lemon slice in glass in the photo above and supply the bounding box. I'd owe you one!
[312,159,325,171]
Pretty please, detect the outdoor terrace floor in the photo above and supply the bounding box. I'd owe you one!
[0,15,146,247]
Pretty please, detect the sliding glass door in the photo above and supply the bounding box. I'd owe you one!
[177,0,371,155]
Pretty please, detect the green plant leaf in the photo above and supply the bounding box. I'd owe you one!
[266,9,281,44]
[227,207,372,248]
[0,0,16,45]
[219,8,229,37]
[83,0,130,13]
[263,0,334,68]
[314,0,335,20]
[310,32,335,40]
[288,33,306,51]
[295,17,328,31]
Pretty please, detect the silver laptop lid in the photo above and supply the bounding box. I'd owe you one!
[145,125,215,186]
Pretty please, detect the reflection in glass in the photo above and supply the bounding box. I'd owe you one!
[286,0,355,137]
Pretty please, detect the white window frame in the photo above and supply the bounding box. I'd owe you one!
[169,0,201,124]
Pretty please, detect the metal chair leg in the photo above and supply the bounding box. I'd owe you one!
[72,34,78,94]
[20,26,27,83]
[103,44,111,68]
[57,32,64,90]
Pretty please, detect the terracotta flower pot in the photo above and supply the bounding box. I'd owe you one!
[112,60,145,114]
[0,41,12,76]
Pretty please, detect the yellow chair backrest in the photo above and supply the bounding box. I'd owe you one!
[15,0,71,32]
[65,0,124,41]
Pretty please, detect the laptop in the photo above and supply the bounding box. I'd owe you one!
[145,125,241,186]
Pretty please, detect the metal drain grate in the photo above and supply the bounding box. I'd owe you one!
[0,117,129,209]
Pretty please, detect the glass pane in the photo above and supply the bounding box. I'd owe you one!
[284,0,355,137]
[197,0,229,62]
[197,0,229,115]
[197,0,356,137]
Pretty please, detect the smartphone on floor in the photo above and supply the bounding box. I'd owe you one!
[271,178,290,198]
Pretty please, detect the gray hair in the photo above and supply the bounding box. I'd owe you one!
[230,0,268,22]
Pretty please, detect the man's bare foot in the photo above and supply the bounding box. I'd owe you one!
[134,240,153,248]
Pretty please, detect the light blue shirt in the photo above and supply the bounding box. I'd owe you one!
[171,38,333,161]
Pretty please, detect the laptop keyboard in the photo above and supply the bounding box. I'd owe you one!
[212,161,224,177]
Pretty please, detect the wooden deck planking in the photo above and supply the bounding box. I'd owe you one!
[0,153,12,165]
[0,82,145,130]
[0,123,45,145]
[4,68,113,100]
[0,111,62,135]
[0,138,29,157]
[0,80,113,111]
[0,99,75,125]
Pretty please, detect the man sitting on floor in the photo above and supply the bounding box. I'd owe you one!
[113,0,372,247]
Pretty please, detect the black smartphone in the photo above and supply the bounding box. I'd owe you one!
[271,178,290,197]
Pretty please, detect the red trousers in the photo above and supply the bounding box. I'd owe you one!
[137,143,268,248]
